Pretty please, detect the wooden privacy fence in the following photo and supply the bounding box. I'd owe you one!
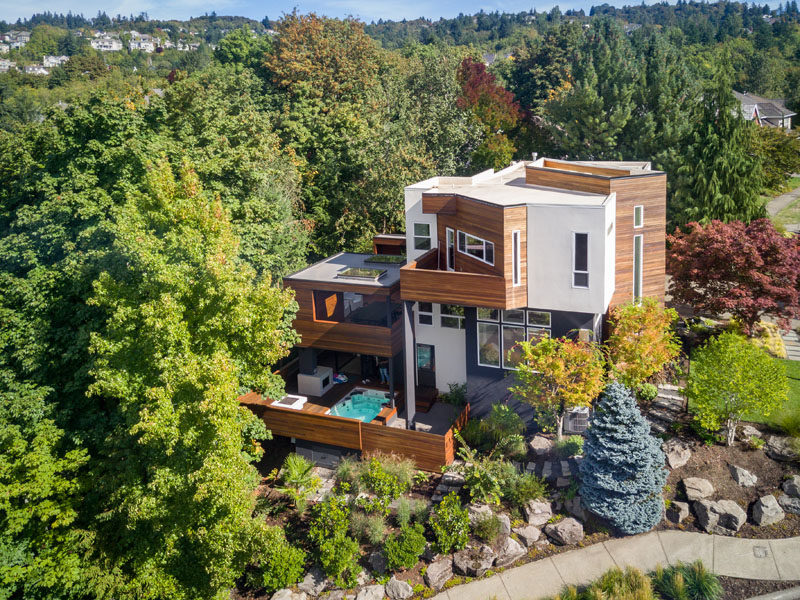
[239,392,470,472]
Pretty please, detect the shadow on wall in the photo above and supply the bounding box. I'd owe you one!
[466,372,539,433]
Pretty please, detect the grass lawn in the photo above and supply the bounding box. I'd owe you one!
[745,359,800,431]
[771,177,800,228]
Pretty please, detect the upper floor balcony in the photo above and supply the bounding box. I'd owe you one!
[400,248,525,309]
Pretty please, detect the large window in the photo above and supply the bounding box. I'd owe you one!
[503,325,526,369]
[417,302,433,326]
[633,234,643,301]
[512,230,521,286]
[313,290,390,326]
[441,304,465,329]
[457,230,494,265]
[478,308,529,369]
[413,223,431,251]
[572,232,589,288]
[477,322,501,367]
[527,310,551,341]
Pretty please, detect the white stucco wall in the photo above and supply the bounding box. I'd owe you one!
[404,179,439,263]
[413,303,467,393]
[526,195,616,315]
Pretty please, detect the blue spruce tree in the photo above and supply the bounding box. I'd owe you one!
[579,382,667,534]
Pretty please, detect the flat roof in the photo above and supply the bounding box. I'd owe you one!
[285,252,403,288]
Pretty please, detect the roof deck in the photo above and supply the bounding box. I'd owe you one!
[285,252,404,289]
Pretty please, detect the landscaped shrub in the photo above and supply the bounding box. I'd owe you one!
[637,383,659,403]
[579,383,667,535]
[504,472,549,509]
[276,453,320,513]
[441,382,468,407]
[373,453,416,490]
[396,497,429,527]
[308,493,350,545]
[472,513,501,543]
[459,418,490,451]
[554,435,584,458]
[549,566,655,600]
[335,455,361,492]
[247,526,307,594]
[687,332,787,446]
[429,492,469,554]
[450,431,518,504]
[318,534,360,588]
[350,510,386,545]
[653,561,723,600]
[358,457,408,515]
[384,523,427,571]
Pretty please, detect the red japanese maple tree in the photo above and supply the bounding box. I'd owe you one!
[667,219,800,333]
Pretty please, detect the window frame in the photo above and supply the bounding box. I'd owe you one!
[572,231,589,289]
[440,304,465,329]
[413,222,432,251]
[633,205,644,229]
[417,301,433,326]
[477,322,502,368]
[502,323,526,370]
[457,229,495,266]
[633,234,643,302]
[527,310,551,328]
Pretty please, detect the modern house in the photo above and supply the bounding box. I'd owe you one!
[734,91,796,130]
[240,158,666,469]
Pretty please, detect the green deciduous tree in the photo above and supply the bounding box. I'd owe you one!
[687,332,787,446]
[511,337,605,439]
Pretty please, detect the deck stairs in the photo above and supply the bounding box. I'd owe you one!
[645,383,686,434]
[781,329,800,361]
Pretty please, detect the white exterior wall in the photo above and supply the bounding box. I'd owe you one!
[414,303,467,393]
[526,194,616,315]
[404,178,439,263]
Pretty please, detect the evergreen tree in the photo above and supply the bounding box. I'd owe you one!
[579,382,667,535]
[670,61,765,227]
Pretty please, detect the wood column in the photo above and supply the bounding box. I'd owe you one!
[403,300,416,429]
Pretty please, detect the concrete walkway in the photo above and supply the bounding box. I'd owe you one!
[767,184,800,217]
[431,531,800,600]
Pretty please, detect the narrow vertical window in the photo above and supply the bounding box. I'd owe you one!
[634,205,644,229]
[417,302,433,326]
[633,234,643,301]
[572,232,589,288]
[512,230,521,286]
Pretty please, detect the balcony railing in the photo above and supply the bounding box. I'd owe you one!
[400,248,511,308]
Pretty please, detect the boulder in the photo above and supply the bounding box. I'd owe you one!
[324,592,353,600]
[494,536,527,568]
[272,591,308,600]
[497,513,512,536]
[368,551,387,575]
[782,475,800,498]
[524,500,553,526]
[441,471,466,487]
[766,436,799,462]
[424,556,453,591]
[694,499,746,535]
[740,425,762,439]
[666,501,690,524]
[355,570,369,586]
[467,503,493,526]
[355,585,385,600]
[298,567,327,596]
[544,518,584,546]
[753,495,785,526]
[529,435,553,456]
[663,439,692,469]
[682,477,714,501]
[778,494,800,515]
[729,465,758,487]
[453,545,496,577]
[564,495,586,520]
[385,577,413,600]
[512,525,541,547]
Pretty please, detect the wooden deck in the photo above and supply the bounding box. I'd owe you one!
[240,391,470,471]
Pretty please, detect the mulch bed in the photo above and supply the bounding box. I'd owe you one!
[660,427,800,539]
[719,576,800,599]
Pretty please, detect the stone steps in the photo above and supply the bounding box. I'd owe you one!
[646,385,686,434]
[782,330,800,362]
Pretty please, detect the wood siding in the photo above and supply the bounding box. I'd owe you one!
[525,166,613,195]
[609,174,667,307]
[542,159,632,177]
[436,196,506,277]
[503,205,528,308]
[422,194,457,215]
[240,392,470,471]
[284,278,402,357]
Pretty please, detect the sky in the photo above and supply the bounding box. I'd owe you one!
[2,0,681,25]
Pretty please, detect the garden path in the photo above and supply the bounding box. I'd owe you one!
[430,531,800,600]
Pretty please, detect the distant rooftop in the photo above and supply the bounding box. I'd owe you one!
[734,91,796,118]
[414,159,660,208]
[285,252,403,288]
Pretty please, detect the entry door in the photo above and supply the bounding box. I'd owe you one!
[446,228,455,271]
[416,343,436,388]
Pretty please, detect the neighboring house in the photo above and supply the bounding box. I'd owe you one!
[43,55,69,68]
[129,39,155,52]
[23,65,49,75]
[243,158,667,469]
[0,59,16,72]
[0,44,8,54]
[91,37,122,51]
[734,91,796,130]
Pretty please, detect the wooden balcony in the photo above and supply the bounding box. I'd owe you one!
[400,248,516,308]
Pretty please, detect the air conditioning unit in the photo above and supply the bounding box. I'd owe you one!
[564,407,590,434]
